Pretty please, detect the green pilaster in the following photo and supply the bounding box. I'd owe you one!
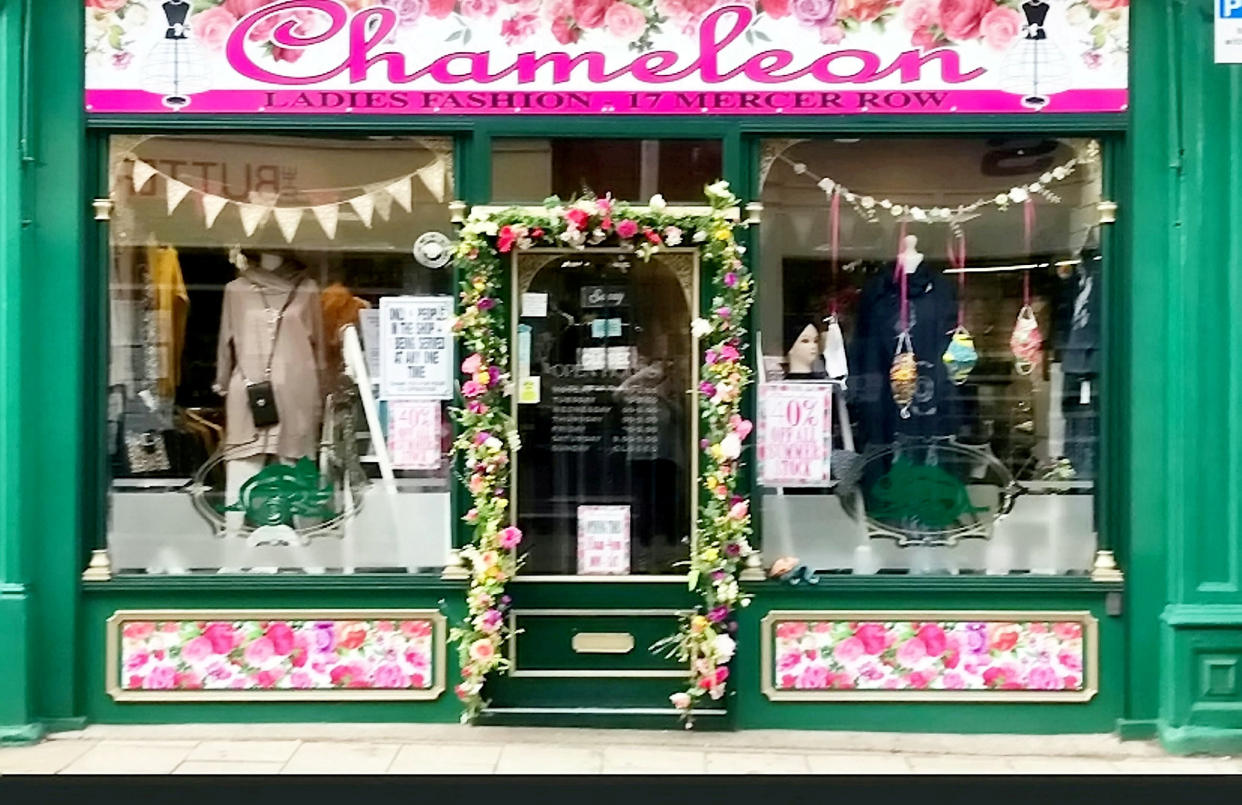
[21,0,88,729]
[0,0,39,745]
[1130,0,1242,754]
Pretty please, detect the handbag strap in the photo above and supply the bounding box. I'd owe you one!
[241,275,304,383]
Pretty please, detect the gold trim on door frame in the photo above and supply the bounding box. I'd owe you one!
[509,247,701,581]
[105,608,447,702]
[506,608,691,678]
[760,609,1099,703]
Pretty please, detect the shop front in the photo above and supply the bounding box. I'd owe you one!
[3,0,1240,751]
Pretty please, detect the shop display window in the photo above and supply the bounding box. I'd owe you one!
[757,137,1104,576]
[106,134,455,575]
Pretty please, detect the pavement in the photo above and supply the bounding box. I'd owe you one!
[1,724,1240,775]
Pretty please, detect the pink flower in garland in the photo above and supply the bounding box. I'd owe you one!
[723,271,738,287]
[462,380,485,398]
[565,208,590,230]
[498,526,523,549]
[615,219,639,238]
[718,343,740,362]
[462,353,483,374]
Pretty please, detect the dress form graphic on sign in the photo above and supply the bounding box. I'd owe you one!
[142,0,211,110]
[999,0,1071,110]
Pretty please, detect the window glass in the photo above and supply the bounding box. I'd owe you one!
[106,134,455,575]
[492,139,722,203]
[758,137,1103,576]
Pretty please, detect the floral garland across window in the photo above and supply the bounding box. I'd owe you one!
[448,182,755,724]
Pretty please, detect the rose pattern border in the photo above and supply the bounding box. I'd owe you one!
[87,0,1129,67]
[766,613,1096,698]
[109,611,445,699]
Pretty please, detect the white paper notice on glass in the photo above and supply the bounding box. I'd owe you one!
[577,505,630,575]
[580,346,607,371]
[387,400,442,470]
[378,296,453,400]
[757,382,833,487]
[1217,0,1242,63]
[521,292,548,318]
[359,309,381,381]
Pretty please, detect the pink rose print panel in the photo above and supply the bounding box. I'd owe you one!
[109,610,445,700]
[766,612,1097,700]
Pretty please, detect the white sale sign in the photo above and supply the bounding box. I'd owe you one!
[757,382,833,487]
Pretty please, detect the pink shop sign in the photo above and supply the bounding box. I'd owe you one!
[85,1,1129,116]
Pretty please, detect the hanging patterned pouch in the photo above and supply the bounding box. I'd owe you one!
[890,331,917,419]
[943,327,978,385]
[942,232,976,385]
[125,429,171,474]
[1010,305,1043,375]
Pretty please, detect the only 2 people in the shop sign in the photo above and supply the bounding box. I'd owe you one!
[85,0,1128,114]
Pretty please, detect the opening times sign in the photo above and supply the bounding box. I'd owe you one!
[85,2,1128,116]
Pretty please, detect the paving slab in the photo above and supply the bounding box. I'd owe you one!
[388,743,504,774]
[60,741,199,775]
[186,740,301,764]
[281,742,400,775]
[174,761,286,775]
[704,751,811,774]
[0,740,100,774]
[601,746,708,774]
[495,743,605,774]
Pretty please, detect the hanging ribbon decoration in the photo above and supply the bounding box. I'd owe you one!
[943,230,978,385]
[890,220,916,417]
[829,188,841,316]
[819,188,851,383]
[1011,198,1043,375]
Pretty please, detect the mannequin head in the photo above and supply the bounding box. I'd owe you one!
[784,318,821,374]
[899,234,923,273]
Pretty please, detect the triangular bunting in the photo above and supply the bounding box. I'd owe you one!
[131,160,157,193]
[311,204,340,239]
[348,193,375,228]
[165,179,193,215]
[416,160,446,203]
[374,189,394,222]
[202,194,229,229]
[385,175,413,213]
[238,203,269,237]
[273,207,303,242]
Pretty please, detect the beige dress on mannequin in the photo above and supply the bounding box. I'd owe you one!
[215,267,325,461]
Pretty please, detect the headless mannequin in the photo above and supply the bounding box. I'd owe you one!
[221,251,318,540]
[898,235,924,274]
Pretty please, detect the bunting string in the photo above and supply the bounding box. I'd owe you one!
[111,153,450,243]
[777,140,1096,228]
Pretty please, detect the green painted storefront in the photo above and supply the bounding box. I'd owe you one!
[0,0,1240,753]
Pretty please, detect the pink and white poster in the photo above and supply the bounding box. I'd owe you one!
[85,1,1128,116]
[577,505,630,575]
[758,382,833,487]
[387,399,442,470]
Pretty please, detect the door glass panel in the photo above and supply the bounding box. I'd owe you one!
[512,249,698,575]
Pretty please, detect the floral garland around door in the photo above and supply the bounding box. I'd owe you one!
[448,182,756,724]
